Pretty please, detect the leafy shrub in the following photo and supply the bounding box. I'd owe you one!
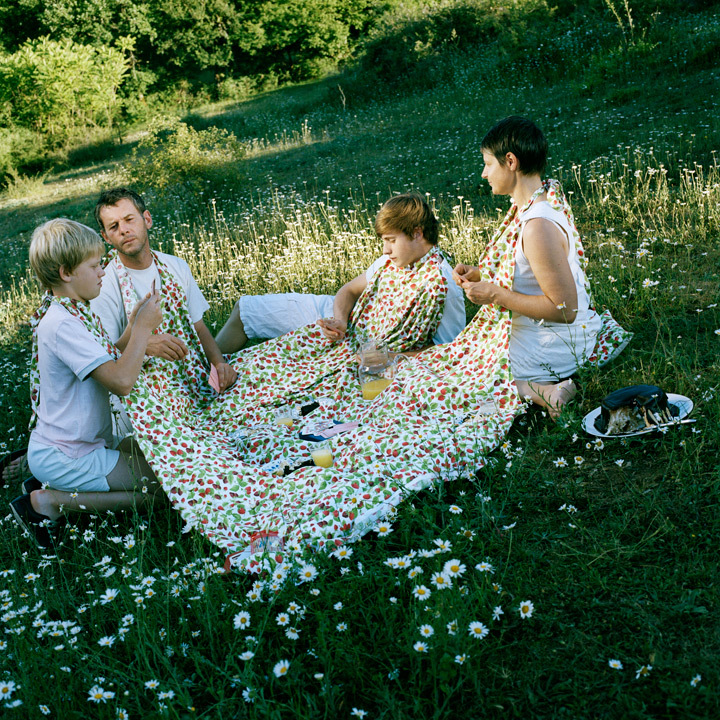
[0,37,128,146]
[581,37,661,93]
[126,116,247,192]
[118,67,159,125]
[217,75,257,102]
[0,126,43,179]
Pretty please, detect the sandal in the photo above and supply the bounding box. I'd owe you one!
[10,494,64,550]
[0,449,41,494]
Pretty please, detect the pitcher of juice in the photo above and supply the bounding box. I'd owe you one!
[358,337,389,368]
[358,338,396,401]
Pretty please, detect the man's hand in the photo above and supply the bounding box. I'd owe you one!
[214,362,237,392]
[317,317,347,341]
[452,263,481,286]
[146,333,189,360]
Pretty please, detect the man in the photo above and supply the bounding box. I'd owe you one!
[91,187,237,392]
[214,192,466,354]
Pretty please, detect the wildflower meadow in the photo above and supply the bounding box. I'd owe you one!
[0,2,719,718]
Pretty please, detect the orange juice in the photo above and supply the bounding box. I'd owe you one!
[311,446,333,468]
[275,417,294,427]
[361,377,391,401]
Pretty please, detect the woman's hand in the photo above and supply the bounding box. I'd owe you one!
[460,280,499,306]
[452,263,481,286]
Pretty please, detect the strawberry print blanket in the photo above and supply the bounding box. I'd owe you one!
[29,187,628,573]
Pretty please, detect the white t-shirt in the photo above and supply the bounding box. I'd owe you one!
[29,304,114,458]
[91,252,210,343]
[365,254,466,345]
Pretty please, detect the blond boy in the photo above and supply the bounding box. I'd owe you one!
[10,219,163,548]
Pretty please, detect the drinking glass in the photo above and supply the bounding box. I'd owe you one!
[359,356,397,401]
[273,405,297,427]
[310,441,334,468]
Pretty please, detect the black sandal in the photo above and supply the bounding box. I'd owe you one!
[0,449,41,494]
[9,494,64,550]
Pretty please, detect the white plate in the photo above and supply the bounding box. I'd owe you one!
[582,393,693,438]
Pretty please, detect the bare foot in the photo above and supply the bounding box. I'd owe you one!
[29,489,63,522]
[515,378,577,420]
[2,454,30,483]
[545,379,577,419]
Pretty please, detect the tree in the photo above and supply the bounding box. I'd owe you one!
[149,0,241,72]
[236,0,371,79]
[0,0,43,52]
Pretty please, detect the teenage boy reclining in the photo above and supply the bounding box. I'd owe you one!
[215,192,466,354]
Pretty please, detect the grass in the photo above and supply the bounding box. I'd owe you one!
[0,3,719,717]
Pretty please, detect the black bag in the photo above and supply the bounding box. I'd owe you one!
[594,384,678,435]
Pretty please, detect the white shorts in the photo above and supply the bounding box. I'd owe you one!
[239,293,334,339]
[27,440,120,493]
[509,311,602,383]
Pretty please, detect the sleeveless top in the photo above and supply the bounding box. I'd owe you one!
[509,201,602,382]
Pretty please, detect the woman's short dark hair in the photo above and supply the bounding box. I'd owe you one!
[481,116,548,175]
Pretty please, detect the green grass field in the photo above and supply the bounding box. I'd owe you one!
[0,3,719,717]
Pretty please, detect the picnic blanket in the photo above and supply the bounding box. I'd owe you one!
[29,183,629,573]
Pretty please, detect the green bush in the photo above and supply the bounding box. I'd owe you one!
[582,37,661,93]
[0,37,128,146]
[0,126,43,178]
[217,74,257,102]
[126,116,247,192]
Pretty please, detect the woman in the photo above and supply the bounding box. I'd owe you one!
[453,116,603,416]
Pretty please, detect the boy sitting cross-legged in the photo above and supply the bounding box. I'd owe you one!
[10,219,164,548]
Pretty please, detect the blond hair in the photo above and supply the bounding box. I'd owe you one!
[29,219,104,291]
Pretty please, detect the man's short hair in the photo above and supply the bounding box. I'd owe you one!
[375,192,439,245]
[29,219,104,291]
[481,116,548,176]
[94,187,147,231]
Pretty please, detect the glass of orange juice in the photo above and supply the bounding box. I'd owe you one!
[273,405,297,427]
[310,441,334,468]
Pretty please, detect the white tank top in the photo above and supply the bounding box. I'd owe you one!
[513,201,592,319]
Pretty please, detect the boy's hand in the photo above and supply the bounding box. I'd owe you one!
[452,263,481,286]
[128,292,152,327]
[135,292,163,333]
[317,317,347,341]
